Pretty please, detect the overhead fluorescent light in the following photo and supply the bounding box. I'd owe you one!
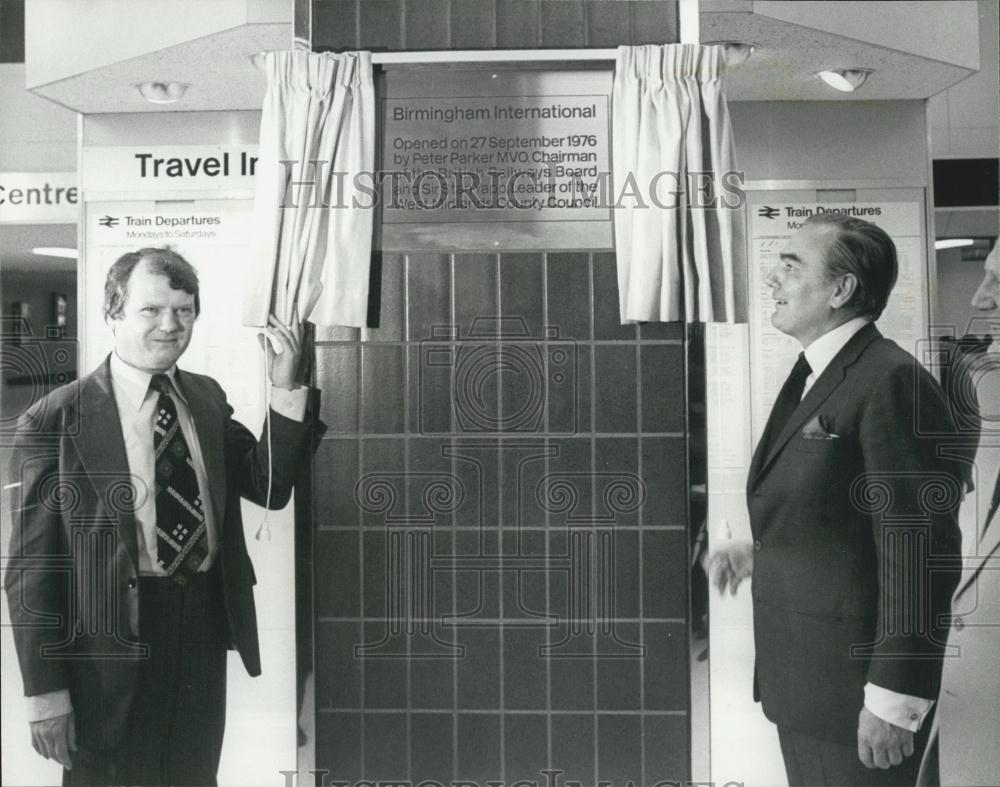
[935,238,975,250]
[816,69,873,92]
[32,247,79,259]
[136,81,190,104]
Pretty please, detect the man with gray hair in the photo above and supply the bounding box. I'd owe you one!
[711,214,963,786]
[5,247,319,786]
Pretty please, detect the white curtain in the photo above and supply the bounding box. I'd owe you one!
[244,50,375,329]
[612,44,746,324]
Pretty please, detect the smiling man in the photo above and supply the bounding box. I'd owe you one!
[4,247,318,786]
[710,213,963,786]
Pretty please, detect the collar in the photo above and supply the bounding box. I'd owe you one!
[803,316,871,380]
[109,351,186,411]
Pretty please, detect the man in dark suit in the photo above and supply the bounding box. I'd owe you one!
[917,241,1000,787]
[4,247,317,786]
[711,213,963,786]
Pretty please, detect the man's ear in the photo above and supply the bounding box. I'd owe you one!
[829,273,858,310]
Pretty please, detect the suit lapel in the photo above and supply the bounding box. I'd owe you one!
[749,323,882,490]
[176,370,227,530]
[955,496,1000,599]
[70,357,139,571]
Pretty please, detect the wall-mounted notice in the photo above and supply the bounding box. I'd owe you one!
[747,200,925,439]
[0,172,78,223]
[381,69,613,251]
[81,145,259,195]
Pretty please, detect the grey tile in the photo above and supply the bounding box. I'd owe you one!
[640,437,688,529]
[642,529,688,619]
[407,253,451,342]
[456,714,501,783]
[315,345,359,433]
[404,0,449,48]
[593,253,635,340]
[641,343,686,432]
[454,254,497,334]
[548,343,589,435]
[362,623,409,708]
[411,652,455,710]
[315,622,362,710]
[449,0,495,47]
[632,0,679,45]
[315,711,361,782]
[500,253,544,337]
[540,0,585,47]
[311,0,357,51]
[504,628,549,710]
[313,439,360,528]
[595,438,640,528]
[364,253,405,341]
[643,622,688,710]
[411,343,454,434]
[451,441,500,528]
[644,714,689,785]
[586,0,631,47]
[359,0,403,50]
[362,712,408,779]
[500,529,550,620]
[639,320,685,340]
[597,623,641,711]
[544,438,593,528]
[593,345,637,433]
[596,714,642,786]
[546,253,591,341]
[496,0,540,47]
[456,629,501,709]
[549,652,594,710]
[360,437,407,527]
[362,344,405,433]
[551,714,595,784]
[499,442,550,531]
[505,713,549,783]
[454,528,500,621]
[411,713,454,781]
[362,529,388,619]
[607,529,640,619]
[315,530,361,617]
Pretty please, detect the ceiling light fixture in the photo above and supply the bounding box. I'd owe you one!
[816,69,873,92]
[705,41,757,66]
[136,81,190,104]
[935,238,975,250]
[32,247,79,259]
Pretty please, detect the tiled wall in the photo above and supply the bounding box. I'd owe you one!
[306,251,695,784]
[311,0,679,51]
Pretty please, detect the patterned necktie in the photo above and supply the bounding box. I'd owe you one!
[761,353,812,456]
[984,469,999,539]
[150,373,207,578]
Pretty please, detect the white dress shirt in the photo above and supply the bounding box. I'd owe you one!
[802,317,934,732]
[27,353,308,722]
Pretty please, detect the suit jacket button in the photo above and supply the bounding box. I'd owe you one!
[953,616,964,631]
[127,577,137,589]
[754,540,763,551]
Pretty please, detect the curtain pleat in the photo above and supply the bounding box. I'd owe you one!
[244,50,375,329]
[612,45,746,324]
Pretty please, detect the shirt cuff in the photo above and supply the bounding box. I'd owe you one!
[864,683,934,732]
[27,690,73,722]
[270,385,308,422]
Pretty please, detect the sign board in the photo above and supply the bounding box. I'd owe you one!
[381,69,613,251]
[81,145,259,194]
[0,172,78,223]
[748,200,926,439]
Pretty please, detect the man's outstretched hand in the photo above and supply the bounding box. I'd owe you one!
[707,540,755,596]
[30,711,76,770]
[259,314,303,390]
[858,707,914,769]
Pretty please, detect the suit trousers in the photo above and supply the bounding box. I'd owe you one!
[778,715,932,787]
[65,567,229,787]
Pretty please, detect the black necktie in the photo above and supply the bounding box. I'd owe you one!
[150,374,208,579]
[984,470,999,539]
[761,353,812,456]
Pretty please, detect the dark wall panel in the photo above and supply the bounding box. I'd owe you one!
[311,0,679,52]
[308,248,695,784]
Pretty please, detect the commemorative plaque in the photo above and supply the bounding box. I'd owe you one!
[380,68,613,251]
